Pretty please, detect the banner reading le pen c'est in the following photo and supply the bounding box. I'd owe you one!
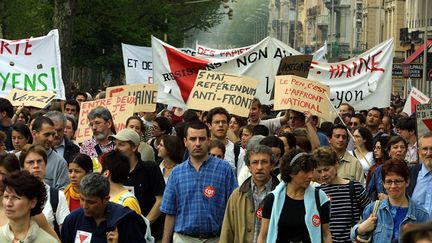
[274,75,331,121]
[76,96,136,143]
[0,30,65,99]
[106,83,158,112]
[187,70,258,117]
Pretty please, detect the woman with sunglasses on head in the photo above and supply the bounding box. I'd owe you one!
[258,148,332,243]
[314,146,370,242]
[352,159,429,243]
[157,135,184,183]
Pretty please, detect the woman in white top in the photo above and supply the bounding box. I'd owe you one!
[0,171,57,243]
[350,127,375,175]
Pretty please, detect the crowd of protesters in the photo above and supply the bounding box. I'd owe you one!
[0,90,431,243]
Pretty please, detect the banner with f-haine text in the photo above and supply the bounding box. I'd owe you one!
[0,30,65,99]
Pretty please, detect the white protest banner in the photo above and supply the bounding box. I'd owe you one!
[187,70,258,117]
[76,96,136,143]
[416,104,432,137]
[0,30,65,99]
[152,36,301,108]
[106,84,158,112]
[195,43,254,58]
[195,41,327,61]
[402,87,429,116]
[6,89,56,108]
[122,43,153,84]
[308,38,394,110]
[274,75,331,121]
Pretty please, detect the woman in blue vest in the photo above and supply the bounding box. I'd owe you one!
[257,148,332,243]
[352,159,429,243]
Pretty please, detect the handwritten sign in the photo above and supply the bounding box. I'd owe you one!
[106,84,158,112]
[6,89,56,108]
[187,70,258,117]
[274,75,331,121]
[76,96,136,143]
[416,104,432,137]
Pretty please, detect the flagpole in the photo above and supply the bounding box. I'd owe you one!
[422,0,428,96]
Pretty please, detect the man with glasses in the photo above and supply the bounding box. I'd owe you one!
[207,107,245,176]
[220,145,279,243]
[408,132,432,219]
[80,107,115,165]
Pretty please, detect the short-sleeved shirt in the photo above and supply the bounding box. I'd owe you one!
[160,155,238,235]
[262,193,330,243]
[80,137,115,159]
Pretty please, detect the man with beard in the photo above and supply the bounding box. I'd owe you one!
[160,121,237,243]
[408,132,432,219]
[80,107,115,165]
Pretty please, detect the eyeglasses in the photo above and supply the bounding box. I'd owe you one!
[210,153,223,159]
[384,179,404,186]
[89,120,106,127]
[420,147,432,153]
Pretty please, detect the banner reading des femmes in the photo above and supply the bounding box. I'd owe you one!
[0,30,65,99]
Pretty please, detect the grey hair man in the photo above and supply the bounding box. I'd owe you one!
[61,173,148,243]
[45,111,80,163]
[80,106,116,159]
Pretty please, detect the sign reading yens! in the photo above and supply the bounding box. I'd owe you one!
[106,84,158,112]
[76,96,136,143]
[274,75,331,121]
[187,70,258,117]
[6,89,56,108]
[0,30,65,99]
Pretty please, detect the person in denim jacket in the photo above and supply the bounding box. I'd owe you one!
[352,159,429,243]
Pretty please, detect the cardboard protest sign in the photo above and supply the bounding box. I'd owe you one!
[76,96,136,143]
[416,103,432,137]
[106,84,158,112]
[270,55,313,100]
[0,30,65,99]
[187,70,258,117]
[308,38,394,110]
[402,87,429,116]
[6,89,56,108]
[274,75,331,121]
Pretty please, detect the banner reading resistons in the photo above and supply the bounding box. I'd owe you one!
[187,70,258,117]
[274,75,331,121]
[0,30,65,99]
[76,96,135,143]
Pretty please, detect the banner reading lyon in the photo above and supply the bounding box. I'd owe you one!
[308,38,394,110]
[0,30,65,99]
[152,36,301,108]
[187,70,258,117]
[274,75,331,121]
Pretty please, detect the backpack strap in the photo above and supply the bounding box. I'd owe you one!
[50,187,60,237]
[314,188,323,242]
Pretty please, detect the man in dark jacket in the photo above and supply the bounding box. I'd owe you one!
[61,173,147,243]
[45,111,80,163]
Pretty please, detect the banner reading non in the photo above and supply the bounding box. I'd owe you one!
[274,75,331,121]
[106,84,158,112]
[76,96,135,143]
[187,70,258,117]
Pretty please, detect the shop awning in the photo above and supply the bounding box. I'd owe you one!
[403,39,432,64]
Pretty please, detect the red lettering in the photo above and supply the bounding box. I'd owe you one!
[0,41,12,55]
[371,50,385,72]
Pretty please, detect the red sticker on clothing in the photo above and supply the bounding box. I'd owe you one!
[327,195,332,201]
[204,186,216,198]
[256,208,263,219]
[312,214,321,227]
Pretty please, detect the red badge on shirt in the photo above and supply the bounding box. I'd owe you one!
[204,186,216,198]
[256,208,263,219]
[327,195,332,201]
[312,214,321,227]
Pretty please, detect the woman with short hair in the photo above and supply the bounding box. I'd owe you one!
[0,171,57,242]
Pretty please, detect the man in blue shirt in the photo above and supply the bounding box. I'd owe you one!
[409,132,432,219]
[160,121,238,243]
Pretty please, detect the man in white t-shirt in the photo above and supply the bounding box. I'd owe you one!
[207,107,245,176]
